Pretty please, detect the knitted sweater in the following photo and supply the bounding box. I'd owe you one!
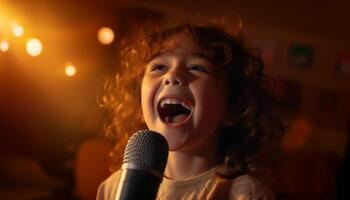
[96,166,275,200]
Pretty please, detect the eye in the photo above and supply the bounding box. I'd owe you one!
[188,64,209,73]
[149,63,167,72]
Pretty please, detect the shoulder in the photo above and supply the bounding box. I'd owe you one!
[228,174,276,200]
[96,170,121,200]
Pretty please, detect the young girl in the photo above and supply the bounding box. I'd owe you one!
[97,12,284,200]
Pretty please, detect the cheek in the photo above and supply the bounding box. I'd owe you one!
[141,78,158,124]
[198,78,226,102]
[141,79,150,116]
[195,80,228,119]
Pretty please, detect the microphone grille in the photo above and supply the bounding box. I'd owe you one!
[123,130,169,173]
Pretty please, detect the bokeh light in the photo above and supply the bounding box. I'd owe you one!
[26,38,42,56]
[282,118,313,150]
[97,27,115,45]
[11,23,24,37]
[65,64,77,77]
[0,40,10,52]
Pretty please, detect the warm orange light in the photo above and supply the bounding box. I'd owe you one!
[26,38,42,56]
[282,118,313,150]
[11,23,24,37]
[0,40,10,52]
[65,64,76,77]
[97,27,115,45]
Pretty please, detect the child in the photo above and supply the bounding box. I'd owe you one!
[97,12,284,200]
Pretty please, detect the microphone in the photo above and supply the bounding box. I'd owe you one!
[115,130,169,200]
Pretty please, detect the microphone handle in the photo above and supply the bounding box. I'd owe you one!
[115,168,162,200]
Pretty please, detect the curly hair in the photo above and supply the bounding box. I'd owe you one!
[101,16,284,176]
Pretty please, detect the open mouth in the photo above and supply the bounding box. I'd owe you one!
[157,98,192,124]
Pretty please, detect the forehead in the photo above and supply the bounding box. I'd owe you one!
[160,31,213,58]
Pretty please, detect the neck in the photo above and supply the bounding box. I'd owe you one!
[164,145,221,180]
[164,153,217,180]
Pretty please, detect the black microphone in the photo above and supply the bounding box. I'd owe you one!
[115,130,169,200]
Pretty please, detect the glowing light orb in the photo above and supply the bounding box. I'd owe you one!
[0,40,9,52]
[26,38,42,56]
[97,27,115,45]
[12,23,24,37]
[65,65,76,77]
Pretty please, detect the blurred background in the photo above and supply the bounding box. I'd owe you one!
[0,0,349,199]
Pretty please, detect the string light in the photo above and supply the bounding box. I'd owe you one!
[97,27,115,45]
[26,38,42,56]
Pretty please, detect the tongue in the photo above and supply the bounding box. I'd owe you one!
[165,114,189,124]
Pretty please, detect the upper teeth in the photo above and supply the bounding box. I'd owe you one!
[160,98,191,110]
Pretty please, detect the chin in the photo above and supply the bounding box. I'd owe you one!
[161,129,189,151]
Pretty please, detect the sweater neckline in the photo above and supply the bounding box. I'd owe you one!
[161,166,220,188]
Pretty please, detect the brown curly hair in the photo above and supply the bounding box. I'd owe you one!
[101,14,284,177]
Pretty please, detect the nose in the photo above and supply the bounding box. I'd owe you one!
[163,69,184,86]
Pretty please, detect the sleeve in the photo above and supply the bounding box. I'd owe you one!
[96,170,121,200]
[229,175,276,200]
[96,181,107,200]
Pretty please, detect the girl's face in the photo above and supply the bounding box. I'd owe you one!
[141,31,228,153]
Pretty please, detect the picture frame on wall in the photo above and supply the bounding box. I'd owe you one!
[289,44,314,69]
